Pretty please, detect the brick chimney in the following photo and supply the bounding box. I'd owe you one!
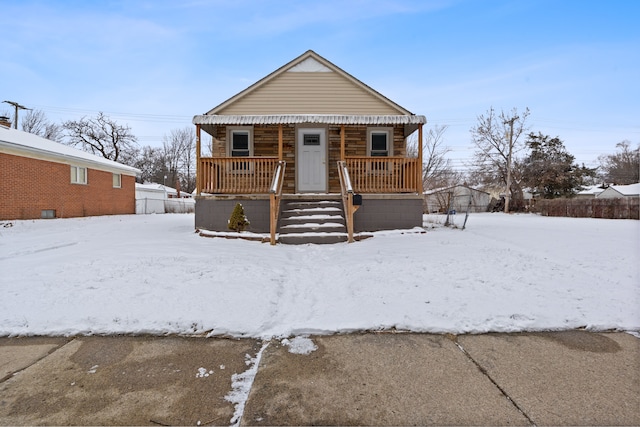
[0,116,11,128]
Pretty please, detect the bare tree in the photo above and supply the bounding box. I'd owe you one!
[131,146,164,184]
[63,112,138,163]
[597,140,640,185]
[161,127,196,193]
[407,124,462,190]
[21,109,64,142]
[470,107,530,212]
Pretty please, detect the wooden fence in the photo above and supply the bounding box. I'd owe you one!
[534,198,639,219]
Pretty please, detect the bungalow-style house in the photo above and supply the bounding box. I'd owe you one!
[192,50,426,244]
[0,124,139,220]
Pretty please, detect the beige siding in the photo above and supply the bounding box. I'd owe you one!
[218,72,403,115]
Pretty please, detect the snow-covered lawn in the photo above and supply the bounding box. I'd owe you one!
[0,213,638,338]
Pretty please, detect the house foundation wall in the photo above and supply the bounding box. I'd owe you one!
[195,194,423,233]
[195,196,271,233]
[354,195,423,232]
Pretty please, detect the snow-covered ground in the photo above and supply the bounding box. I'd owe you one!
[0,213,638,338]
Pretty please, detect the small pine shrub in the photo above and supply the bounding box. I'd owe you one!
[228,203,250,232]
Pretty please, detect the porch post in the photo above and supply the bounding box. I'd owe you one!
[340,124,345,161]
[278,124,283,161]
[196,124,201,195]
[417,123,423,194]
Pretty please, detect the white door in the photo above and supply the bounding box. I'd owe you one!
[297,128,327,192]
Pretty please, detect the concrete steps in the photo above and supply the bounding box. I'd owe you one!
[278,199,348,244]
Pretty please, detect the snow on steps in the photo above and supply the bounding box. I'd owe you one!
[278,199,348,244]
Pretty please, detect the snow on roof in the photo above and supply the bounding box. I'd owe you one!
[136,183,193,197]
[577,185,605,195]
[193,114,426,126]
[0,125,140,175]
[609,183,640,196]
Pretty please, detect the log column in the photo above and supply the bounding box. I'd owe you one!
[417,123,423,194]
[278,124,283,161]
[340,124,345,161]
[196,123,201,195]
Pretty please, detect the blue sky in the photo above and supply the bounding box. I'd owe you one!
[2,0,638,171]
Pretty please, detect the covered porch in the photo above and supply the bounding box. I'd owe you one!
[193,114,426,243]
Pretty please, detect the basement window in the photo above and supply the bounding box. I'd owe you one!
[41,209,56,219]
[70,166,87,184]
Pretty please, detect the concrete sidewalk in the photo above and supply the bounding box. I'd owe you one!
[0,331,638,426]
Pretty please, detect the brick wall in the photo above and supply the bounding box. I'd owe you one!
[1,153,136,220]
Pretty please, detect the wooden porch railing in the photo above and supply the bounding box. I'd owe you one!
[344,157,420,193]
[198,157,280,194]
[269,161,286,245]
[338,160,360,243]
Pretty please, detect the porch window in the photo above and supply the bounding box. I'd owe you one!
[227,127,253,171]
[70,166,87,184]
[367,128,393,172]
[367,128,393,157]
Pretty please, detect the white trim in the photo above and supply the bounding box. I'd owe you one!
[288,57,333,72]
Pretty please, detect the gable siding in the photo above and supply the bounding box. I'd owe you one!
[217,72,402,115]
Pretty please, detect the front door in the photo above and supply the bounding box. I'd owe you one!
[297,128,327,192]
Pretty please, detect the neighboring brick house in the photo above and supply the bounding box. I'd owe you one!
[0,125,140,220]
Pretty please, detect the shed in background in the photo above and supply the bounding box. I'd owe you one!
[424,185,491,214]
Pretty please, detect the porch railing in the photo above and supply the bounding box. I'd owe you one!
[198,157,280,194]
[269,161,286,245]
[344,157,420,193]
[337,160,360,243]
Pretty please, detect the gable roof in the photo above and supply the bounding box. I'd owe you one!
[600,183,640,197]
[0,125,140,176]
[201,50,422,118]
[576,185,605,196]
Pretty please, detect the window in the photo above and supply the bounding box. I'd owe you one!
[227,127,253,171]
[231,131,250,157]
[367,128,393,157]
[113,173,121,188]
[367,128,393,172]
[70,166,87,184]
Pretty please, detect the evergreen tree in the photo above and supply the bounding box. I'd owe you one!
[228,203,250,232]
[522,133,595,198]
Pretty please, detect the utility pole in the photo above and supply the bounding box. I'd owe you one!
[503,115,518,213]
[3,101,31,129]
